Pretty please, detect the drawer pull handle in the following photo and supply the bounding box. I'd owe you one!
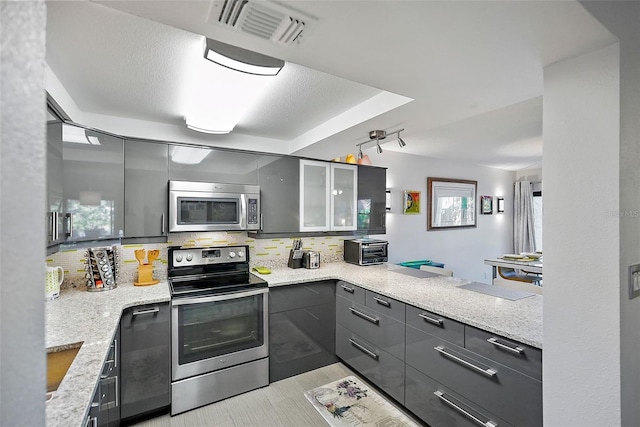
[373,297,391,307]
[341,284,355,294]
[132,307,159,316]
[349,307,380,325]
[419,313,444,327]
[349,338,379,360]
[487,337,524,355]
[435,346,497,378]
[434,391,498,427]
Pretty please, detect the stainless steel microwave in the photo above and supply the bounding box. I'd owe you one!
[169,181,260,232]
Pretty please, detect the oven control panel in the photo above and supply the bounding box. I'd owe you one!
[170,245,248,266]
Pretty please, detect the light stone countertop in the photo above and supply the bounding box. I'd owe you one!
[46,281,170,427]
[46,262,542,427]
[254,262,543,349]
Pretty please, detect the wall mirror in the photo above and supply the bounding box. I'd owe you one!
[427,177,477,230]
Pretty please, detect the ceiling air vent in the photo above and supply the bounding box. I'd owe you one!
[208,0,313,45]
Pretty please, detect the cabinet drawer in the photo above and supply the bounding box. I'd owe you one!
[336,324,404,404]
[406,305,464,347]
[336,281,365,304]
[337,296,405,360]
[405,365,513,427]
[365,291,405,322]
[406,326,542,427]
[465,326,542,381]
[270,280,335,313]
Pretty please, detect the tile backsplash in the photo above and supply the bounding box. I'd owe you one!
[47,232,349,289]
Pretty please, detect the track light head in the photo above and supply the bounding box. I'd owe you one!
[376,141,383,154]
[398,136,406,148]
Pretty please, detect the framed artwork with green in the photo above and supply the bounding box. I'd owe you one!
[404,190,420,214]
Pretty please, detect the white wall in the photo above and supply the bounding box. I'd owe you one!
[579,2,640,425]
[543,42,621,425]
[370,150,515,283]
[0,2,47,426]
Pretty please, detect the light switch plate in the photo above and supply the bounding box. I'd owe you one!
[629,263,640,299]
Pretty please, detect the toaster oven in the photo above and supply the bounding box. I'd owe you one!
[344,239,388,265]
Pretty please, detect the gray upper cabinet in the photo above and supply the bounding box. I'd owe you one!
[357,165,386,234]
[47,122,64,245]
[256,155,299,234]
[47,122,124,244]
[124,140,168,238]
[168,145,259,185]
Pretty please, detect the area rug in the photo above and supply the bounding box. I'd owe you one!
[304,376,419,427]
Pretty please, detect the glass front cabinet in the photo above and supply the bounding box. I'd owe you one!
[299,160,357,232]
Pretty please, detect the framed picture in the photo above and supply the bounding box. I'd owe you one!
[481,195,493,215]
[403,190,420,214]
[427,177,477,230]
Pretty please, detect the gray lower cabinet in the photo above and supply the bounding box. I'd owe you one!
[336,295,405,360]
[269,281,338,382]
[336,324,405,404]
[119,303,171,422]
[124,140,168,238]
[406,324,542,427]
[99,329,120,427]
[405,365,513,427]
[335,283,541,426]
[335,284,405,404]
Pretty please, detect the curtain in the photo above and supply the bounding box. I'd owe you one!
[513,181,536,254]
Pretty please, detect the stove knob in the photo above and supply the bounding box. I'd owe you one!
[175,254,183,263]
[186,253,193,262]
[229,251,236,258]
[237,251,245,258]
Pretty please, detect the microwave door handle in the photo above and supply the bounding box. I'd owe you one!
[240,194,247,230]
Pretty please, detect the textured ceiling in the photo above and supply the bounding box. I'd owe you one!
[45,0,617,170]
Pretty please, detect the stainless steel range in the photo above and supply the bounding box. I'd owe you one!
[168,245,269,416]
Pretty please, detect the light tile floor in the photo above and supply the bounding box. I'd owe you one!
[131,363,420,427]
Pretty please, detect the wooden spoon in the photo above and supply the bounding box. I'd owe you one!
[147,250,159,265]
[134,249,146,266]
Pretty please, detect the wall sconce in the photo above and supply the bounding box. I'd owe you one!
[386,189,391,211]
[497,197,505,213]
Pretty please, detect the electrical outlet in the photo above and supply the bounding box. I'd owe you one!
[629,264,640,299]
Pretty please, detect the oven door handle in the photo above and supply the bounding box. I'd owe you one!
[171,287,268,306]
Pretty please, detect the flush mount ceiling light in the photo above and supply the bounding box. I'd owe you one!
[356,128,406,155]
[204,38,285,76]
[184,38,283,134]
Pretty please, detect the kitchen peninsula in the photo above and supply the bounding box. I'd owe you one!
[46,261,542,427]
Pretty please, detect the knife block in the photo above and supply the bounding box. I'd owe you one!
[135,264,159,286]
[287,250,303,269]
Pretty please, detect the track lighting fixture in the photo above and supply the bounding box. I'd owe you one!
[355,128,407,154]
[398,134,406,147]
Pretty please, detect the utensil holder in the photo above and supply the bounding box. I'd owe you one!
[135,264,159,286]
